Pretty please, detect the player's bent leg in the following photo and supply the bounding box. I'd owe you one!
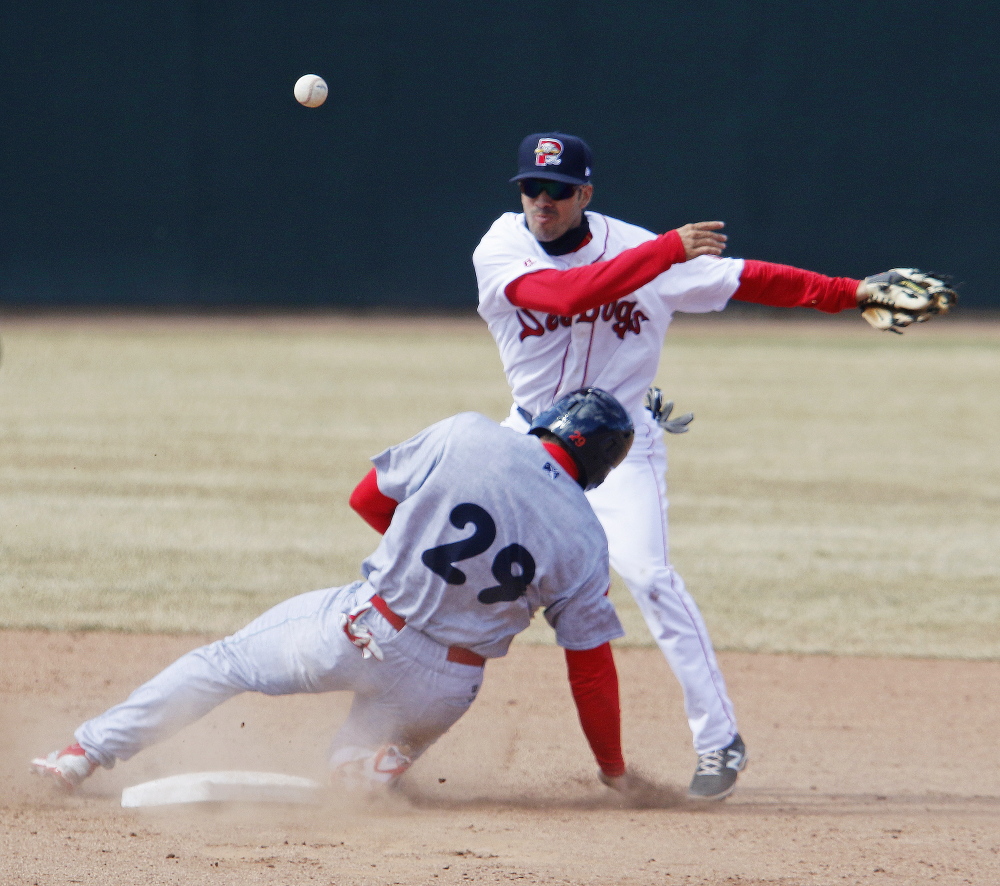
[326,617,483,791]
[326,693,470,793]
[55,584,367,780]
[327,693,470,793]
[587,432,747,799]
[623,565,737,752]
[586,433,738,754]
[329,744,415,791]
[71,646,248,770]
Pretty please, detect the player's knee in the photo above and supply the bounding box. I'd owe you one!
[615,562,664,595]
[618,565,688,606]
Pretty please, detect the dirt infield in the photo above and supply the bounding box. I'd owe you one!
[5,629,999,885]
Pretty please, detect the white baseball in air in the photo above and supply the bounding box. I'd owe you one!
[294,74,328,108]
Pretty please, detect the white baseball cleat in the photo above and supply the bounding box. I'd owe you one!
[31,742,98,790]
[329,744,413,791]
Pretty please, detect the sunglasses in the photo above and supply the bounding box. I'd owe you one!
[519,179,579,201]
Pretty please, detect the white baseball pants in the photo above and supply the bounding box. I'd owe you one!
[75,582,482,775]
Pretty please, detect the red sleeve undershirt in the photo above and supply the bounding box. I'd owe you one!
[565,643,625,777]
[505,235,860,316]
[732,259,860,313]
[505,229,686,315]
[349,467,397,535]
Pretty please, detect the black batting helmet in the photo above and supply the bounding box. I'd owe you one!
[529,388,634,491]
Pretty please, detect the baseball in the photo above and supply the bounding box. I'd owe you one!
[294,74,328,108]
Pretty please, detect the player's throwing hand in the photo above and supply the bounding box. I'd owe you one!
[676,221,727,259]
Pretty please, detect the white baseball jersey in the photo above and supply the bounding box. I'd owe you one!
[474,209,743,754]
[474,211,744,426]
[361,412,623,659]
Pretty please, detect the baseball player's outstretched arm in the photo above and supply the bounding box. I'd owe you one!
[506,223,725,316]
[565,642,625,778]
[349,468,398,534]
[732,260,864,312]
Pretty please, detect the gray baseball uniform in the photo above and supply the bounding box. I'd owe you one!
[73,413,622,781]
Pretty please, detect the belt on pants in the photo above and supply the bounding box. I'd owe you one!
[516,405,533,423]
[370,594,486,668]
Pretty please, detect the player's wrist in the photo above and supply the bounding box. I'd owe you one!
[662,228,687,264]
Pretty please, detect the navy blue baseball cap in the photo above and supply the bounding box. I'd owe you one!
[510,132,593,185]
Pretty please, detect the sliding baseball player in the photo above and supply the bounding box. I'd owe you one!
[32,389,641,795]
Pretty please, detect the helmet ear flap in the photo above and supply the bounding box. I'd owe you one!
[600,432,630,472]
[529,388,634,491]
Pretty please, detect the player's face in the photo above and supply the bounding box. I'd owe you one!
[520,180,594,242]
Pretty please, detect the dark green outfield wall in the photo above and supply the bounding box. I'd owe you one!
[2,2,996,309]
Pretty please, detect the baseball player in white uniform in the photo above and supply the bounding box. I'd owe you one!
[32,389,640,795]
[474,132,887,800]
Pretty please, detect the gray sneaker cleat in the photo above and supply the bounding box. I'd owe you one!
[688,733,747,801]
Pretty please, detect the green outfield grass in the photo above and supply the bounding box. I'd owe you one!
[1,313,997,658]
